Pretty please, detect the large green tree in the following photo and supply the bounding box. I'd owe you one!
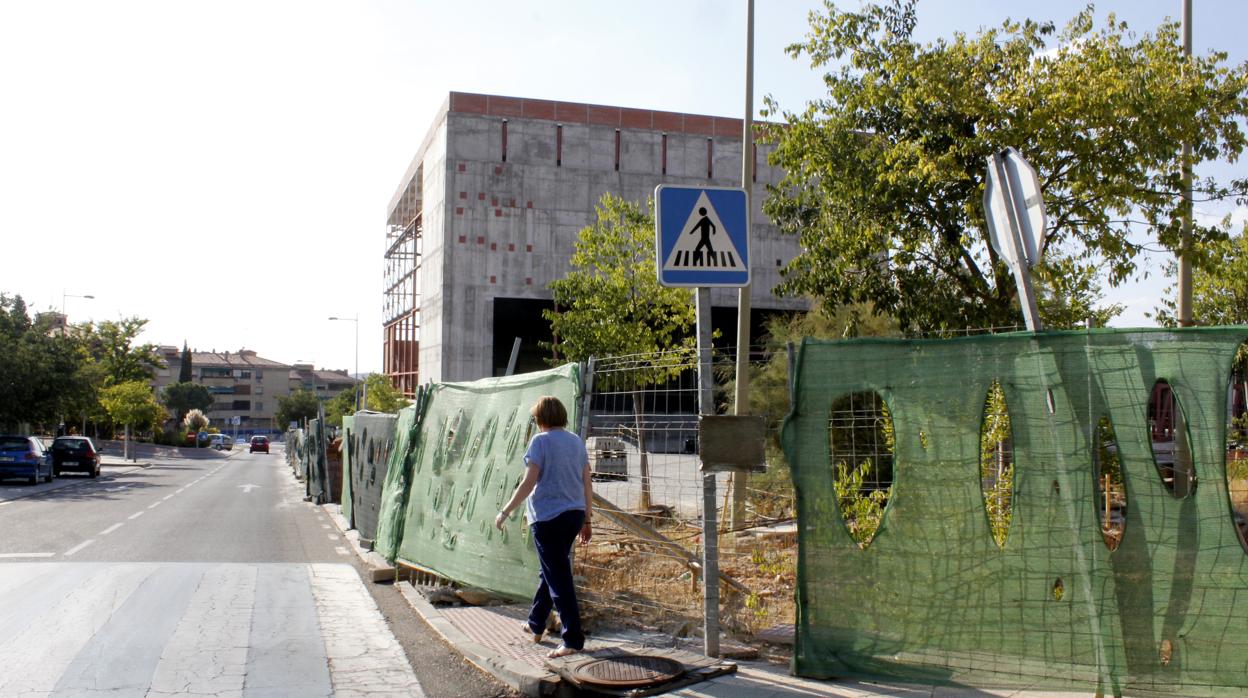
[1155,222,1248,326]
[276,389,321,431]
[543,193,698,509]
[763,1,1248,333]
[325,374,409,427]
[178,341,192,383]
[161,382,213,425]
[100,380,166,459]
[85,318,164,386]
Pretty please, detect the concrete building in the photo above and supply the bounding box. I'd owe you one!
[383,91,806,392]
[152,349,359,433]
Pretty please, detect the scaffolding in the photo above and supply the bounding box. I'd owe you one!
[384,172,422,397]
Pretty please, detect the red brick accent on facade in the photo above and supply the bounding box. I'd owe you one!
[449,92,746,136]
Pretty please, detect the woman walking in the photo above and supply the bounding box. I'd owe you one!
[494,396,593,658]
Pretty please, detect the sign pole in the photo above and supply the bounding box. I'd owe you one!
[730,0,755,534]
[696,287,719,658]
[988,151,1043,332]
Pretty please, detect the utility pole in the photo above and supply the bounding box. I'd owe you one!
[730,0,754,533]
[1178,0,1194,326]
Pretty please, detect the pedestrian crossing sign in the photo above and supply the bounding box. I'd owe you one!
[655,185,750,287]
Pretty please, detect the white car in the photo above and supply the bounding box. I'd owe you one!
[209,434,234,451]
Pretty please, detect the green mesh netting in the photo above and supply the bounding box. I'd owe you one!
[345,412,398,548]
[781,327,1248,696]
[341,415,355,526]
[373,364,581,599]
[306,418,329,503]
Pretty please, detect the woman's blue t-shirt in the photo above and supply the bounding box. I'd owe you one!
[523,428,589,523]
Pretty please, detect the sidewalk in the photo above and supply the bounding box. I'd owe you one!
[320,502,1097,698]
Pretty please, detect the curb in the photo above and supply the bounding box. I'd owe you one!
[396,581,558,698]
[317,500,555,695]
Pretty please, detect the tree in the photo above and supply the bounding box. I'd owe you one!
[84,318,165,386]
[544,193,698,509]
[162,382,213,425]
[178,341,192,383]
[762,1,1248,333]
[1155,222,1248,326]
[276,389,321,431]
[325,374,409,426]
[100,381,165,459]
[0,295,96,429]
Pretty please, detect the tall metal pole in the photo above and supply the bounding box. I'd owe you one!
[1178,0,1194,326]
[730,0,754,532]
[696,288,719,658]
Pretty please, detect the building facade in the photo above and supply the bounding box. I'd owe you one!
[151,348,359,433]
[383,92,806,392]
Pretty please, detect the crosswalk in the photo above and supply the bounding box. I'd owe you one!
[0,562,424,697]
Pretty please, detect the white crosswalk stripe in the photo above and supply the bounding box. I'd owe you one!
[0,562,424,697]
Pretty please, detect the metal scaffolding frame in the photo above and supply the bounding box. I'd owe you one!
[384,181,422,397]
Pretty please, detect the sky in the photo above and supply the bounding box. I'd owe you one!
[1,0,1245,375]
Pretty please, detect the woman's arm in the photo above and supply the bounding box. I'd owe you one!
[494,462,540,531]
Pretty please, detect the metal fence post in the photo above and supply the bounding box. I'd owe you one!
[696,289,719,657]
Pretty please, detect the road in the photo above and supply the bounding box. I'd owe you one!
[0,444,515,697]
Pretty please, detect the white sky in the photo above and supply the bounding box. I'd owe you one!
[1,1,1244,374]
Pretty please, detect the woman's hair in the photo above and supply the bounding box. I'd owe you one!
[530,395,568,428]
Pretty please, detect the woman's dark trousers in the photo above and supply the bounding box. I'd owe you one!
[526,509,586,650]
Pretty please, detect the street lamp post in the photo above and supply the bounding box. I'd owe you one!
[328,316,361,412]
[61,292,95,321]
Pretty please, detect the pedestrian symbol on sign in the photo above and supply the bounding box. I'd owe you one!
[655,185,750,287]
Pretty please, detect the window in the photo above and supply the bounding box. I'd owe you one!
[254,402,263,412]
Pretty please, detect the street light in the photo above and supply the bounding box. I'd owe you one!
[62,291,95,317]
[328,315,362,411]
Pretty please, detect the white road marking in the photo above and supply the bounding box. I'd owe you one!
[0,563,153,695]
[334,546,349,555]
[147,501,162,510]
[99,523,123,536]
[308,564,424,695]
[63,540,95,557]
[128,511,145,520]
[106,484,131,492]
[147,564,256,696]
[0,501,11,507]
[321,524,331,530]
[162,494,174,501]
[326,534,338,542]
[238,484,260,494]
[0,553,56,559]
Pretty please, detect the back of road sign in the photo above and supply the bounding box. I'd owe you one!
[655,185,750,287]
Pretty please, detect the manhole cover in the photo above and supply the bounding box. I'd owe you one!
[570,654,685,689]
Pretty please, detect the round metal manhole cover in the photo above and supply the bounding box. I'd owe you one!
[571,654,685,689]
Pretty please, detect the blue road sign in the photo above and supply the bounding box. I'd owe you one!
[655,185,750,287]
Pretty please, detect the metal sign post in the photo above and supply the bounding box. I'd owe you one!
[655,184,751,658]
[984,148,1048,332]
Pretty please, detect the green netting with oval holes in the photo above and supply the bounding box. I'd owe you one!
[782,327,1248,696]
[373,363,581,600]
[342,411,398,548]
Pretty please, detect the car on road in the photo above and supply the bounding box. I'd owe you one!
[0,435,53,484]
[49,436,102,478]
[209,434,234,451]
[249,435,270,454]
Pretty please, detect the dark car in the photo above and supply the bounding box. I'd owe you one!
[50,436,102,478]
[0,435,53,485]
[250,435,270,454]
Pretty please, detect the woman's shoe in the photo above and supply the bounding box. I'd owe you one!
[547,644,580,658]
[523,623,542,643]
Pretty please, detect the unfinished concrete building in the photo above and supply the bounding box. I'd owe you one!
[383,91,805,391]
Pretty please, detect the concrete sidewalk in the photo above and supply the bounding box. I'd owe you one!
[318,502,1100,697]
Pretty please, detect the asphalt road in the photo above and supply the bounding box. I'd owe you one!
[0,444,516,697]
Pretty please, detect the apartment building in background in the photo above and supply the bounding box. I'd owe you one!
[382,91,807,394]
[152,348,359,433]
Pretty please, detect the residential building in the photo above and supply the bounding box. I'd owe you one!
[152,348,358,433]
[383,91,807,394]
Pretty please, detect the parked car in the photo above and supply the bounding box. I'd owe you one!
[209,434,234,451]
[0,435,53,485]
[249,435,270,454]
[49,436,102,478]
